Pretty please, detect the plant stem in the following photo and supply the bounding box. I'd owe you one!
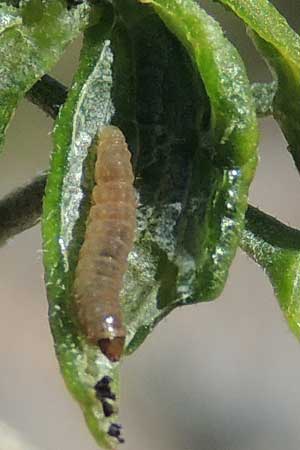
[27,76,276,121]
[0,79,278,251]
[241,204,300,257]
[0,174,47,247]
[26,75,67,119]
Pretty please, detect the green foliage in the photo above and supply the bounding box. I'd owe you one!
[138,0,258,301]
[0,0,92,151]
[251,82,276,118]
[214,0,300,170]
[0,0,300,449]
[241,207,300,339]
[43,0,258,444]
[212,0,300,340]
[43,8,119,448]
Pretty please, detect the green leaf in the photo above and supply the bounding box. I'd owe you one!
[251,82,276,118]
[43,8,120,450]
[0,0,92,151]
[241,206,300,339]
[140,0,258,164]
[136,0,258,302]
[0,4,21,33]
[214,0,300,171]
[43,1,258,445]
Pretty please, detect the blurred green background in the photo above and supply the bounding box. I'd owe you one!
[1,1,300,449]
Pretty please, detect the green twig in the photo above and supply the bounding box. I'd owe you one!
[0,174,47,247]
[26,75,67,119]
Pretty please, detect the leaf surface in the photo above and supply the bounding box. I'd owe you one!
[241,206,300,339]
[43,0,258,446]
[214,0,300,171]
[0,0,91,150]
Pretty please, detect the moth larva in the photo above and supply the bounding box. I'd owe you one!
[74,126,136,362]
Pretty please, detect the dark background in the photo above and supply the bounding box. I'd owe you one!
[0,1,300,449]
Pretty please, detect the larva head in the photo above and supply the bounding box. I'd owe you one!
[98,336,125,362]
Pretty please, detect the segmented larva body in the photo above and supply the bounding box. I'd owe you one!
[74,126,136,362]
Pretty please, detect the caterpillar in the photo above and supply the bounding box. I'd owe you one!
[74,126,136,362]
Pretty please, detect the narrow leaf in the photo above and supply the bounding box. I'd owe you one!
[0,4,21,33]
[241,206,300,339]
[137,0,258,302]
[251,82,276,118]
[43,10,120,449]
[0,0,92,151]
[214,0,300,171]
[43,1,258,446]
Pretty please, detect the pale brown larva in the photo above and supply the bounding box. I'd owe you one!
[73,126,136,362]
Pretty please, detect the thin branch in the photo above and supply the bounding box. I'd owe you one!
[27,77,277,122]
[240,204,300,265]
[0,174,47,247]
[2,75,64,245]
[26,75,67,119]
[0,76,278,249]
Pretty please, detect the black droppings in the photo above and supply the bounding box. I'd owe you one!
[95,376,118,418]
[94,376,116,401]
[95,388,116,401]
[100,376,112,385]
[108,423,124,444]
[102,400,114,417]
